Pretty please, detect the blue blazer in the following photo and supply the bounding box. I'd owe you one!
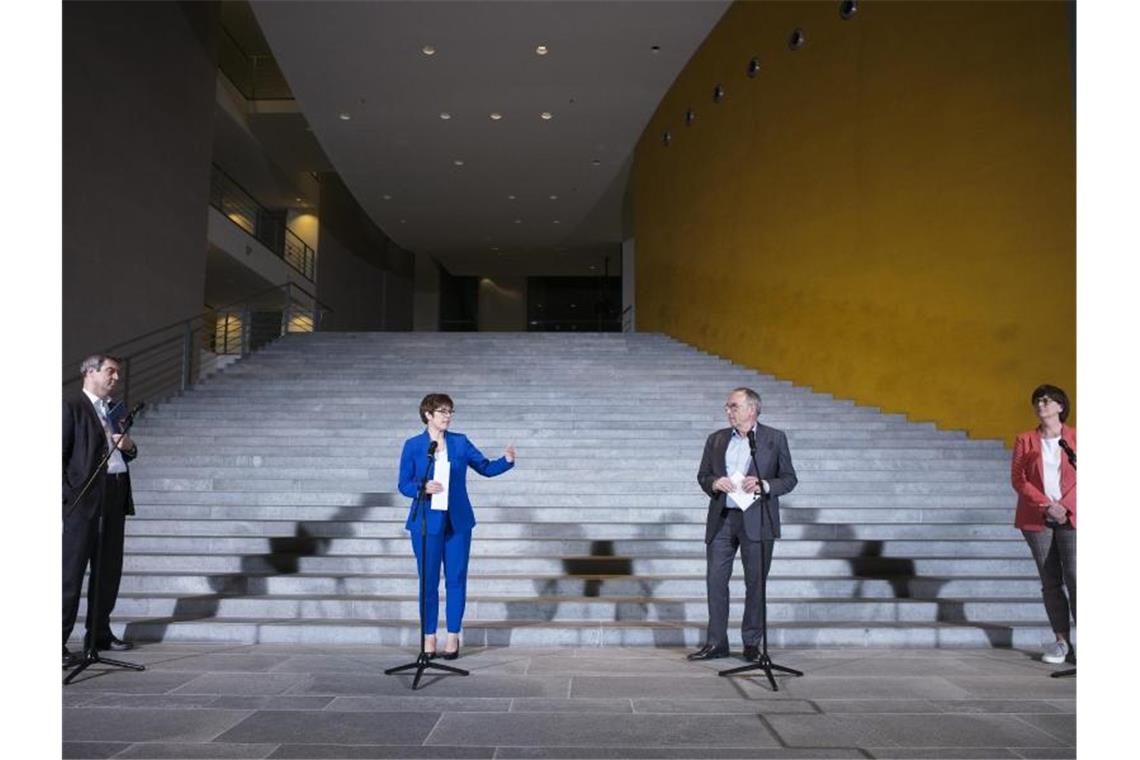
[399,430,514,534]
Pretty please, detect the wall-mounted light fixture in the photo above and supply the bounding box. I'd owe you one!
[840,1,858,20]
[684,108,695,126]
[789,28,806,50]
[662,130,672,146]
[713,84,725,103]
[747,57,761,78]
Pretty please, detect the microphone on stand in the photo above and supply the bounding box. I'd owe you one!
[120,403,146,431]
[1058,439,1076,468]
[427,440,438,458]
[747,429,756,454]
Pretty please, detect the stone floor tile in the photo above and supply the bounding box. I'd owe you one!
[764,714,1066,748]
[172,673,309,696]
[427,713,780,748]
[270,745,494,759]
[209,695,336,710]
[804,656,1035,677]
[295,671,570,698]
[270,654,421,674]
[526,656,705,675]
[763,676,972,700]
[1009,748,1078,759]
[865,748,1021,759]
[492,747,867,759]
[62,669,203,693]
[928,700,1068,714]
[509,698,633,713]
[148,653,289,673]
[569,674,775,700]
[215,710,442,745]
[1012,714,1076,745]
[114,742,278,758]
[61,742,129,759]
[327,696,511,712]
[632,698,816,714]
[63,707,254,743]
[939,676,1077,700]
[813,699,942,714]
[76,694,224,709]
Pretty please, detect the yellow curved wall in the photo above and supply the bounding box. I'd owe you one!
[634,0,1075,444]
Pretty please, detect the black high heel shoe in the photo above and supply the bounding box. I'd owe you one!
[441,644,460,660]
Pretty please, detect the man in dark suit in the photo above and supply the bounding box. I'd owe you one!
[63,354,137,666]
[689,387,798,661]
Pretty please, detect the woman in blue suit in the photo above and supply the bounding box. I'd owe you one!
[398,393,515,659]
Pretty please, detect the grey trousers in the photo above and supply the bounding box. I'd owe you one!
[705,509,774,649]
[1021,526,1076,638]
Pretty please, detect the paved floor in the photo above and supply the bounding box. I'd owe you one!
[62,643,1075,759]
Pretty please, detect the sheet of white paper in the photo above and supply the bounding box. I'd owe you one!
[727,471,759,511]
[431,454,450,511]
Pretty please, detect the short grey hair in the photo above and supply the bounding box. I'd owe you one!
[79,354,122,377]
[731,387,761,414]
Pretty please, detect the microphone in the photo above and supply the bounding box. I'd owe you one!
[747,429,756,453]
[116,403,146,432]
[1058,439,1076,466]
[427,441,438,458]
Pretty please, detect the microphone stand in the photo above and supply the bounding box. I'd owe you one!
[385,444,469,689]
[65,403,146,684]
[1051,441,1076,679]
[718,432,803,690]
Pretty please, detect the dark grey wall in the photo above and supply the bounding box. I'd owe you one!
[63,1,219,365]
[316,174,414,330]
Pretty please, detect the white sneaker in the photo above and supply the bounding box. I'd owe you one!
[1042,639,1070,664]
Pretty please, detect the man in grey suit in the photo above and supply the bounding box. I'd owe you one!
[688,387,798,661]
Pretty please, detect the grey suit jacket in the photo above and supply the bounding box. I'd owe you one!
[696,423,798,543]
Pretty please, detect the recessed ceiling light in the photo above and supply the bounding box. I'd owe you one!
[651,45,661,53]
[591,159,601,166]
[400,219,407,224]
[514,219,522,224]
[507,194,516,200]
[536,45,549,55]
[295,197,302,202]
[453,159,465,166]
[549,194,558,200]
[338,112,351,121]
[440,112,452,120]
[552,220,561,224]
[382,194,392,200]
[489,112,503,120]
[540,111,553,120]
[588,265,598,271]
[422,45,436,56]
[491,246,500,251]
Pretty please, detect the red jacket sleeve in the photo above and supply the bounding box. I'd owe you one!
[1011,433,1049,511]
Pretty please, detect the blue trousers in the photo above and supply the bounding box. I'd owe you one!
[409,526,472,634]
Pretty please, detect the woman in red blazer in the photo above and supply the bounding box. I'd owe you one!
[1011,384,1076,665]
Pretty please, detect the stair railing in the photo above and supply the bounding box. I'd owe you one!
[62,282,332,412]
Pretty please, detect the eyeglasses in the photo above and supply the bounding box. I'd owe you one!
[1033,397,1059,407]
[432,408,455,416]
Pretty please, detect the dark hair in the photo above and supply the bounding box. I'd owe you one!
[419,393,455,424]
[79,353,123,377]
[1030,384,1070,423]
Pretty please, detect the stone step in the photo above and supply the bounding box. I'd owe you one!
[121,553,1040,576]
[84,594,1050,623]
[123,519,1019,540]
[110,617,1056,649]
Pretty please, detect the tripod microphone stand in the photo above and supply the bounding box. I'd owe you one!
[718,431,803,691]
[65,403,147,685]
[386,441,469,689]
[1050,440,1076,679]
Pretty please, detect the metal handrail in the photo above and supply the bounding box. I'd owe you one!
[621,305,635,333]
[63,282,332,412]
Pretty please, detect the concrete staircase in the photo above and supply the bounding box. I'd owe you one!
[92,332,1048,648]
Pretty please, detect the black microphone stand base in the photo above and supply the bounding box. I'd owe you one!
[718,653,803,692]
[1050,667,1075,678]
[385,652,468,690]
[64,649,145,684]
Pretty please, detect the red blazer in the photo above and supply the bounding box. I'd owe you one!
[1011,425,1076,531]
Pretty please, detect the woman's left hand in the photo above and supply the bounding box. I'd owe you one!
[1045,501,1069,524]
[504,444,517,463]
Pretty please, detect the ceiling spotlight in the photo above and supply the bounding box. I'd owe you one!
[549,195,558,200]
[382,194,392,200]
[553,220,561,225]
[491,246,500,251]
[650,45,661,53]
[422,45,436,56]
[399,219,407,224]
[338,112,351,121]
[535,45,549,55]
[514,219,523,224]
[440,112,452,120]
[540,111,553,120]
[840,1,858,20]
[453,159,465,166]
[747,57,761,78]
[507,194,516,200]
[591,159,601,166]
[489,112,503,120]
[295,197,302,202]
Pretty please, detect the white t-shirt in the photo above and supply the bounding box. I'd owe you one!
[1040,436,1063,501]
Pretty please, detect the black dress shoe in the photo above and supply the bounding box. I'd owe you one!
[94,635,134,652]
[742,645,760,662]
[63,647,81,668]
[687,644,729,661]
[441,644,460,661]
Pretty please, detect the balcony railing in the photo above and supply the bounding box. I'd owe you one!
[209,164,317,281]
[218,27,294,101]
[62,283,332,413]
